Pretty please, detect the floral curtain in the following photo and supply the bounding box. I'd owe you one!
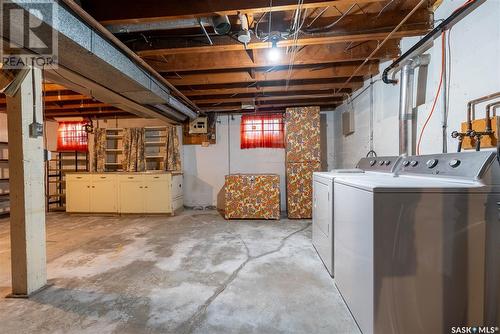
[122,128,146,172]
[92,128,106,172]
[165,126,181,171]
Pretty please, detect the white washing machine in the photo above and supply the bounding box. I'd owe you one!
[334,151,500,334]
[312,156,401,276]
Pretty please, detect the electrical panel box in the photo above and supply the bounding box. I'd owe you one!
[460,116,499,150]
[189,117,208,134]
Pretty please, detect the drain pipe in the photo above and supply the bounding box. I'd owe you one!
[398,56,429,156]
[399,62,416,156]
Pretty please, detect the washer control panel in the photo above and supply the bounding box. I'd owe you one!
[356,156,401,173]
[398,152,496,179]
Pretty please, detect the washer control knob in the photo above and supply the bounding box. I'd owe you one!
[402,160,410,167]
[369,160,376,166]
[410,160,419,167]
[426,159,438,169]
[379,160,385,166]
[385,160,391,166]
[449,159,461,168]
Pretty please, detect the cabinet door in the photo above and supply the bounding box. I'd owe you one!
[171,174,183,200]
[90,174,118,213]
[118,175,145,213]
[66,175,91,212]
[144,175,171,213]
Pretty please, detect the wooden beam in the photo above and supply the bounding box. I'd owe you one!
[198,96,343,107]
[180,82,362,96]
[201,101,341,112]
[144,40,400,72]
[164,61,379,85]
[138,30,425,56]
[44,102,111,110]
[192,93,344,104]
[42,83,68,92]
[91,0,385,25]
[0,94,92,104]
[44,107,127,116]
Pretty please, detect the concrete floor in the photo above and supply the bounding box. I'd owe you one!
[0,210,359,334]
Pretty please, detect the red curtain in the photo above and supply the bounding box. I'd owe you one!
[57,122,88,152]
[240,114,285,149]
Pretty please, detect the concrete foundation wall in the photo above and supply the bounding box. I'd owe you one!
[182,115,288,210]
[330,0,500,169]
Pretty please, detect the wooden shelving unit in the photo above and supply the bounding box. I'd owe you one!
[46,151,89,211]
[0,141,9,217]
[144,126,167,171]
[95,127,170,172]
[105,128,124,172]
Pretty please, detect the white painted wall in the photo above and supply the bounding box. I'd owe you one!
[331,0,500,168]
[182,115,288,210]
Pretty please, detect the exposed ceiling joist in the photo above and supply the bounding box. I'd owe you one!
[180,82,361,96]
[145,40,400,72]
[88,0,386,25]
[134,8,430,56]
[165,62,378,85]
[138,30,423,56]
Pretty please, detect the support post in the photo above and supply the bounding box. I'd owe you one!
[7,66,47,297]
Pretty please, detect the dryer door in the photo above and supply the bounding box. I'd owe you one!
[312,179,333,275]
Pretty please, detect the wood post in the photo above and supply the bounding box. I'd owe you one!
[6,66,47,296]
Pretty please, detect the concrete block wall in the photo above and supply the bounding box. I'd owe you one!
[330,0,500,169]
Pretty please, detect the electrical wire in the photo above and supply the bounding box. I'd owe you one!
[416,31,446,155]
[303,3,356,33]
[338,0,428,91]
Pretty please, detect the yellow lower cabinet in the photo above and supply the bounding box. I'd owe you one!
[119,175,145,213]
[66,173,182,214]
[144,174,171,213]
[66,174,91,212]
[90,174,118,213]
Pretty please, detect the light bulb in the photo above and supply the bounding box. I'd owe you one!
[267,47,281,62]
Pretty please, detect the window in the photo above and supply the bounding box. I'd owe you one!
[57,122,88,152]
[240,114,285,149]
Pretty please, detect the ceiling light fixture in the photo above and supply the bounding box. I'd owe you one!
[267,37,281,62]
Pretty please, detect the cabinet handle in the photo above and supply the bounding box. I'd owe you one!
[92,186,95,188]
[179,184,182,188]
[139,186,143,188]
[128,176,134,179]
[100,176,106,179]
[154,176,160,179]
[87,186,90,188]
[145,186,148,188]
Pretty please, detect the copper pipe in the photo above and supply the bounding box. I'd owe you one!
[485,101,500,131]
[467,92,500,132]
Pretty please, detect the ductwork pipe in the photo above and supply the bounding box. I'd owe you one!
[399,62,416,156]
[105,15,232,35]
[398,55,429,156]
